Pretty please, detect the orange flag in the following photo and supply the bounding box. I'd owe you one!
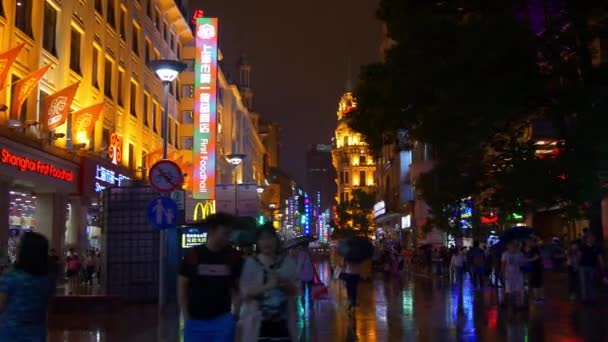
[71,102,104,144]
[42,82,80,131]
[0,44,24,90]
[10,64,51,120]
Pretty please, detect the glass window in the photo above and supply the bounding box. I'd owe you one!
[94,0,102,14]
[181,137,193,150]
[174,122,178,146]
[70,27,82,74]
[360,155,366,165]
[182,110,193,124]
[163,21,169,42]
[92,46,100,88]
[102,128,110,148]
[181,85,193,98]
[343,136,348,147]
[104,58,113,99]
[146,0,152,18]
[359,171,366,186]
[143,93,149,127]
[132,23,140,56]
[117,69,124,106]
[15,0,33,37]
[107,0,116,29]
[42,2,58,56]
[155,9,161,29]
[152,101,158,133]
[128,143,135,169]
[119,7,126,39]
[145,40,152,64]
[130,80,137,117]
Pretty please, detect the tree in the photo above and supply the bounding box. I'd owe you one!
[334,189,376,234]
[351,0,608,234]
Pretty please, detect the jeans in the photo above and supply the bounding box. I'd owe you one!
[343,273,359,307]
[579,266,597,302]
[184,313,235,342]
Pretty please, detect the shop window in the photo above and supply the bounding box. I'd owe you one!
[15,0,33,37]
[8,191,38,263]
[42,1,58,56]
[117,68,125,106]
[128,143,135,169]
[70,27,82,74]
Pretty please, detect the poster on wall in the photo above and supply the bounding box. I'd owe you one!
[214,183,260,217]
[192,17,218,200]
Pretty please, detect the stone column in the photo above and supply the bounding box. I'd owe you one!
[0,181,9,261]
[66,196,88,250]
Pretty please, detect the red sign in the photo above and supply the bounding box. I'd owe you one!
[190,10,204,25]
[1,148,74,182]
[481,214,498,224]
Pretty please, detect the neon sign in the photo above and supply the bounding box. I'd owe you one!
[94,165,130,192]
[192,17,218,200]
[190,10,204,26]
[191,201,216,222]
[1,148,74,182]
[481,213,498,224]
[182,231,207,248]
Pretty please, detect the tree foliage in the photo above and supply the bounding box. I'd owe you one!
[334,189,376,234]
[351,0,608,234]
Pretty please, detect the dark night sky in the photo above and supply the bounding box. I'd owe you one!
[189,0,382,185]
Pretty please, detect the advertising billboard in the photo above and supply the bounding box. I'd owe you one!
[193,17,218,200]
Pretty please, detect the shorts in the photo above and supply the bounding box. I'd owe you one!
[184,313,235,342]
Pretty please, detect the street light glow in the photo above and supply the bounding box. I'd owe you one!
[149,60,187,82]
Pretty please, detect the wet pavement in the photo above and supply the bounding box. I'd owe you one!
[48,264,608,341]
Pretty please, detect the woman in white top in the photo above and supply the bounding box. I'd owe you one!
[239,226,299,342]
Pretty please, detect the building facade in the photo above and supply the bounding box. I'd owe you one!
[331,92,376,205]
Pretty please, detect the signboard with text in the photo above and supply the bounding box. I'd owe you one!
[80,158,132,198]
[192,17,218,200]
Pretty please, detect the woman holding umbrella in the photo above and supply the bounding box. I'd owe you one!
[338,236,374,312]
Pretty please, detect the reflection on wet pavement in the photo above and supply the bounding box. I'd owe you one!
[48,263,608,341]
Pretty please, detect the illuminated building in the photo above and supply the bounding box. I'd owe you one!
[331,92,376,205]
[0,0,192,256]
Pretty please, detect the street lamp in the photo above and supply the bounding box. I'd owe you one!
[149,59,186,160]
[256,185,265,194]
[149,59,185,313]
[226,153,245,216]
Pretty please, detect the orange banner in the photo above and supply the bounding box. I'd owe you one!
[0,44,24,90]
[10,64,51,120]
[71,102,104,144]
[42,82,80,131]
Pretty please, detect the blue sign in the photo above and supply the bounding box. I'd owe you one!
[147,196,179,230]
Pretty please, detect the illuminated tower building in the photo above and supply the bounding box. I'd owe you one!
[331,92,376,205]
[237,53,253,112]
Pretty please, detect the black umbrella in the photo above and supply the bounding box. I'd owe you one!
[284,235,315,250]
[338,237,374,263]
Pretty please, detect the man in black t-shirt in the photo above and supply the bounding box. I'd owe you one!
[178,213,242,342]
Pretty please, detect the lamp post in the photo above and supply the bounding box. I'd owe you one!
[149,59,186,312]
[226,153,245,216]
[149,60,186,159]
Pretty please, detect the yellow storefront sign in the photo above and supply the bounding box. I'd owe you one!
[192,201,216,222]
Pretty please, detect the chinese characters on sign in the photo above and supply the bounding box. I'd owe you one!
[182,232,207,248]
[192,17,218,200]
[94,165,130,192]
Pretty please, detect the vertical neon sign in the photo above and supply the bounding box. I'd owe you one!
[193,18,218,200]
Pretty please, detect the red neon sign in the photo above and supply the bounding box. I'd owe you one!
[190,10,205,26]
[481,214,498,224]
[1,148,74,182]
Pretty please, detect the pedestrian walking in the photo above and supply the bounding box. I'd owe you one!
[527,239,544,302]
[84,250,98,287]
[296,245,315,296]
[450,248,466,284]
[342,258,363,312]
[501,240,526,309]
[577,233,605,303]
[178,213,242,342]
[566,241,580,300]
[0,232,55,341]
[65,248,81,295]
[239,226,299,342]
[470,241,486,289]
